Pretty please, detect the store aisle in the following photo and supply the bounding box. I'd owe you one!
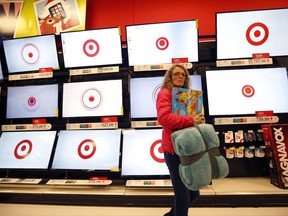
[1,204,288,216]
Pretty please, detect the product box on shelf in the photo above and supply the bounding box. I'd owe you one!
[262,124,288,189]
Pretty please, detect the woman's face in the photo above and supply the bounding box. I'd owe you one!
[171,66,187,87]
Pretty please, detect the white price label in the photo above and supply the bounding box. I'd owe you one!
[100,122,118,128]
[9,72,53,81]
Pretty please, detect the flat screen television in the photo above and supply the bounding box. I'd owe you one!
[205,67,288,116]
[126,20,198,66]
[61,27,122,68]
[6,84,59,119]
[216,8,288,60]
[0,58,3,80]
[130,75,202,119]
[121,129,169,177]
[3,34,60,73]
[0,131,57,169]
[62,79,123,118]
[51,129,121,170]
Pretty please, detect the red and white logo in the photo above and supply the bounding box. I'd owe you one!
[77,139,96,159]
[152,84,161,104]
[81,88,103,110]
[14,139,33,159]
[150,139,165,163]
[21,43,40,65]
[23,95,40,112]
[246,22,269,46]
[156,37,169,50]
[241,85,255,98]
[83,39,100,57]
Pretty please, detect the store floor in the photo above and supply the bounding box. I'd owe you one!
[1,204,288,216]
[1,177,288,215]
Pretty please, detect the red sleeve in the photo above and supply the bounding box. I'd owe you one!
[156,88,194,130]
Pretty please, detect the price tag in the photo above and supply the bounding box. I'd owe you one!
[216,58,273,67]
[214,116,279,125]
[9,72,53,81]
[70,66,119,76]
[131,121,162,128]
[66,122,118,130]
[1,124,52,131]
[134,63,193,72]
[100,122,118,128]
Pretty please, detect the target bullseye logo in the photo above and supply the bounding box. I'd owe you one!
[152,84,162,104]
[242,85,255,98]
[21,43,40,65]
[150,139,165,163]
[83,39,100,57]
[78,139,96,159]
[246,22,269,46]
[81,88,103,110]
[23,96,40,112]
[156,37,169,50]
[14,139,32,159]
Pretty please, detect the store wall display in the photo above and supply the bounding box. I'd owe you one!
[216,8,288,60]
[0,3,288,180]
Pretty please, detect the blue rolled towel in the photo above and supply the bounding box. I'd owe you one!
[171,124,229,190]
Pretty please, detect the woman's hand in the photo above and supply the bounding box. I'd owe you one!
[193,114,205,124]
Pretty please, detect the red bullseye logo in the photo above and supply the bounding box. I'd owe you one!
[242,85,255,98]
[78,139,96,159]
[23,96,40,112]
[152,84,161,104]
[14,139,32,159]
[156,37,169,50]
[83,39,100,57]
[246,22,269,46]
[21,43,40,65]
[81,88,103,110]
[150,140,165,163]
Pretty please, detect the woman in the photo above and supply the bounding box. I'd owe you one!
[156,64,205,216]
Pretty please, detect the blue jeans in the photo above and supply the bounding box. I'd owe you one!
[164,152,200,216]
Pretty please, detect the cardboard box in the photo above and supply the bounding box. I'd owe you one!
[262,124,288,189]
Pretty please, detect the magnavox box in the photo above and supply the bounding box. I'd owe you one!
[262,124,288,189]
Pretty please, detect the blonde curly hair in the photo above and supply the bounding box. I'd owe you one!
[161,64,191,90]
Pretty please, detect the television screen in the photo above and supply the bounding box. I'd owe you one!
[6,84,59,119]
[121,129,169,176]
[61,27,122,68]
[216,8,288,59]
[3,34,59,73]
[206,67,288,116]
[0,131,57,169]
[62,80,123,117]
[130,75,202,118]
[51,130,121,170]
[0,58,3,80]
[126,20,198,66]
